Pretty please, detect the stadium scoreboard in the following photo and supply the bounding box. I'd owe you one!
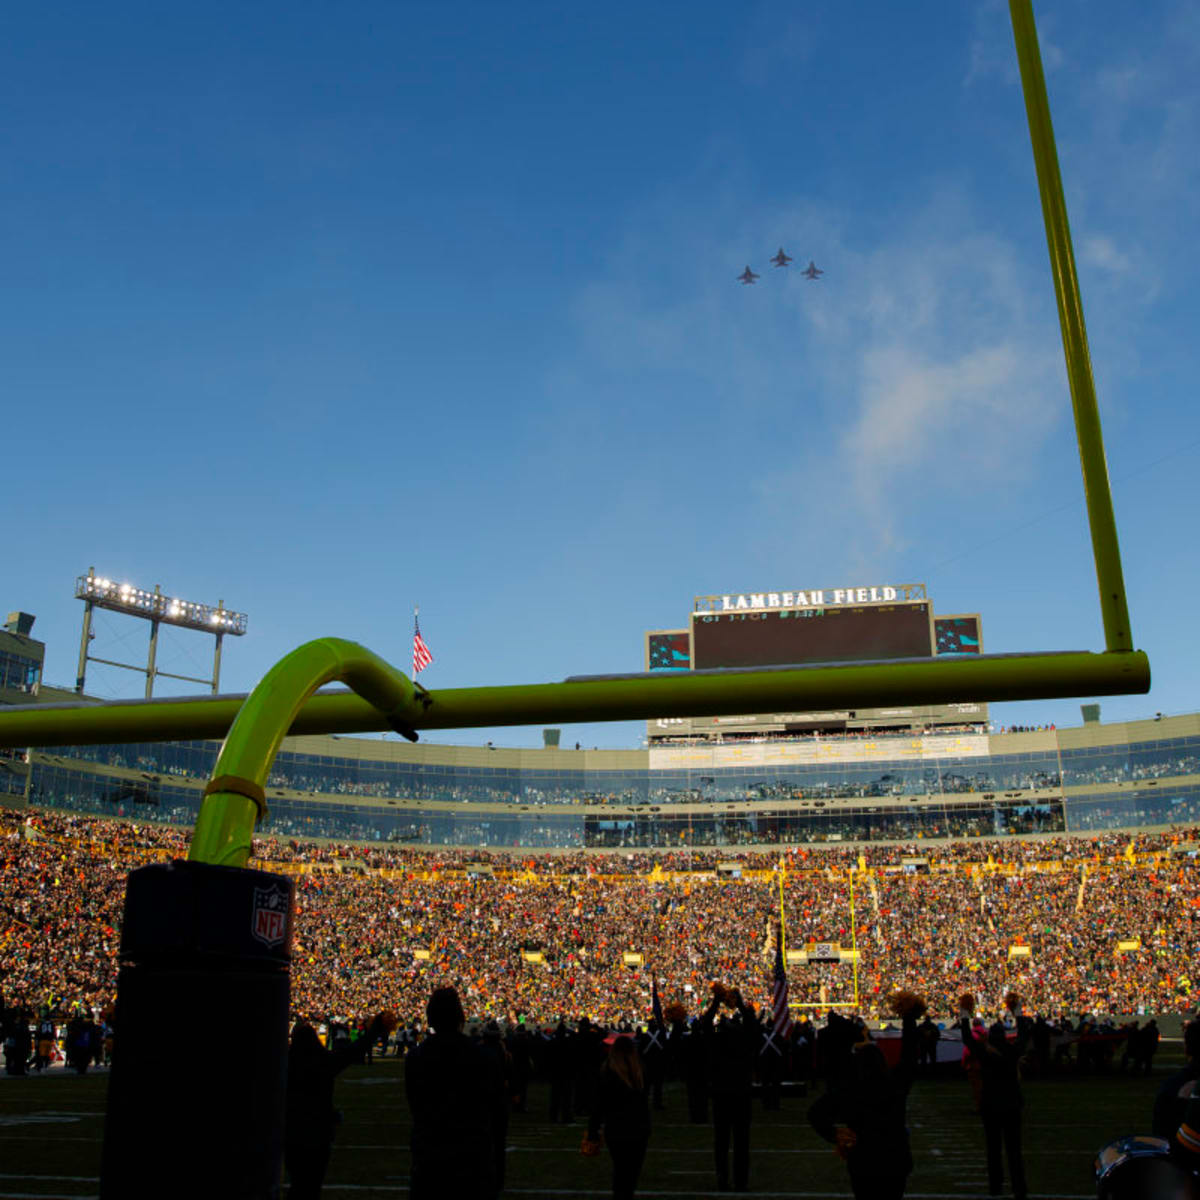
[645,582,985,740]
[692,602,934,669]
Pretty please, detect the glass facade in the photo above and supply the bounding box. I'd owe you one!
[0,649,41,694]
[16,727,1200,849]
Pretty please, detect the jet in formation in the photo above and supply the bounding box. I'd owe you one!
[738,249,823,284]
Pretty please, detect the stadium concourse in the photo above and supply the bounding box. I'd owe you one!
[1,808,1196,1028]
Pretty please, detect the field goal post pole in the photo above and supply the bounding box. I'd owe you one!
[1010,0,1133,655]
[101,639,426,1200]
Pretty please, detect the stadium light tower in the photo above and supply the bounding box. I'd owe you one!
[74,567,248,698]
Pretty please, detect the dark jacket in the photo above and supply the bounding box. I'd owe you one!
[588,1067,651,1143]
[1154,1062,1200,1141]
[286,1018,384,1145]
[405,1030,500,1200]
[958,1017,1031,1115]
[699,994,759,1097]
[809,1011,919,1178]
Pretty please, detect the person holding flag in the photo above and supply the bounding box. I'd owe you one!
[759,933,792,1110]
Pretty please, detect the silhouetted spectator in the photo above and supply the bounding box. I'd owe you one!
[588,1036,651,1200]
[701,984,759,1193]
[958,995,1031,1200]
[405,986,501,1200]
[1154,1019,1200,1141]
[285,1011,395,1199]
[809,991,923,1200]
[478,1021,514,1195]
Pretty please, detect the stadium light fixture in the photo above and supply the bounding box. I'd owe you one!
[75,571,247,635]
[73,568,247,699]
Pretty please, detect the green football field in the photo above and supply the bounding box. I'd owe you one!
[0,1049,1181,1198]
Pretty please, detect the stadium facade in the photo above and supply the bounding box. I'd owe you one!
[6,715,1200,851]
[3,599,1198,850]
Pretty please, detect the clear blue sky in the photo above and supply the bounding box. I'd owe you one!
[4,1,1197,747]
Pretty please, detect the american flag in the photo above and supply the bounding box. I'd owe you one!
[770,935,792,1039]
[412,609,434,676]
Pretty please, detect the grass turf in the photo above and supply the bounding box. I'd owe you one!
[0,1050,1181,1198]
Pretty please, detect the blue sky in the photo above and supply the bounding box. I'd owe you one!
[4,0,1197,747]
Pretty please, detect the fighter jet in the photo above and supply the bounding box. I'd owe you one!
[770,247,793,268]
[737,265,760,285]
[801,260,824,280]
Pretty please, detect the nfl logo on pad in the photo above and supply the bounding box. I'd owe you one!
[251,883,290,949]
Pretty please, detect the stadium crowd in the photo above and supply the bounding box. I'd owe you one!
[1,810,1197,1030]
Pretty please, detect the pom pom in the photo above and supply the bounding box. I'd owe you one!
[887,989,927,1020]
[580,1134,603,1158]
[663,1002,688,1025]
[1005,991,1021,1013]
[711,982,730,1004]
[958,993,976,1014]
[377,1010,399,1033]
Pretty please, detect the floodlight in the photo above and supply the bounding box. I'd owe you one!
[75,571,247,636]
[71,568,248,698]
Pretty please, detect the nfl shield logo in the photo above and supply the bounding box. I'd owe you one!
[251,884,289,949]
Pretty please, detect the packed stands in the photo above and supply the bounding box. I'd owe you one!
[2,809,1196,1028]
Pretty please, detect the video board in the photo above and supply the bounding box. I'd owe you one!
[935,614,982,655]
[690,601,934,670]
[647,630,691,671]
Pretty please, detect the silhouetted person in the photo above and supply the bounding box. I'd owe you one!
[285,1012,395,1199]
[509,1025,533,1113]
[957,996,1031,1200]
[574,1017,604,1116]
[548,1021,575,1123]
[478,1021,514,1195]
[809,992,922,1200]
[1154,1019,1200,1141]
[917,1014,940,1072]
[588,1036,651,1200]
[701,984,759,1192]
[638,1018,666,1111]
[676,1015,708,1124]
[405,986,501,1200]
[1136,1019,1161,1075]
[2,1004,31,1076]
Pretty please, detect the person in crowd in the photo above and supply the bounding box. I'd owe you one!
[285,1010,396,1199]
[1154,1018,1200,1140]
[808,990,923,1200]
[701,983,760,1193]
[587,1035,652,1200]
[675,1011,709,1125]
[638,1016,667,1111]
[405,986,502,1200]
[2,1003,31,1076]
[957,992,1031,1200]
[548,1021,575,1124]
[34,1012,56,1071]
[574,1017,604,1119]
[509,1023,534,1113]
[1135,1018,1161,1075]
[478,1020,514,1195]
[916,1012,940,1072]
[66,1011,93,1074]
